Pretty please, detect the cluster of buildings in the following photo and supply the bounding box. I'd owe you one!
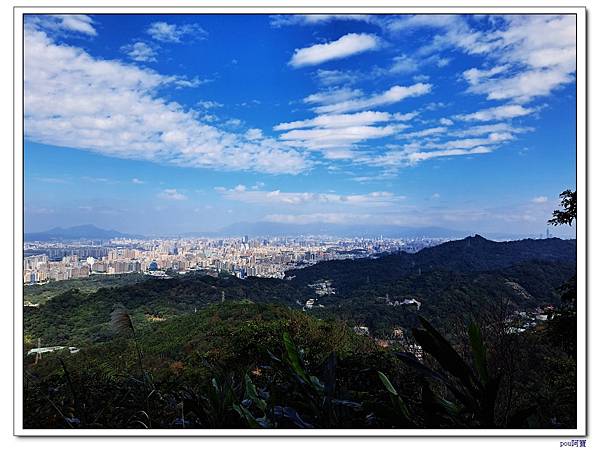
[353,325,424,360]
[506,305,556,334]
[24,235,445,285]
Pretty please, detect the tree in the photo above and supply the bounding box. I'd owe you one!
[548,190,576,226]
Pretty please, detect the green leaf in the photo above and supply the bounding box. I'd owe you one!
[378,371,398,396]
[244,374,267,412]
[468,321,488,383]
[378,372,413,424]
[414,317,477,392]
[283,332,309,383]
[233,403,261,429]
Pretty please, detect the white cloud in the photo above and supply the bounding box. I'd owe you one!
[465,67,573,103]
[311,83,432,114]
[314,69,360,86]
[388,15,575,104]
[372,146,493,167]
[304,87,363,106]
[279,124,407,151]
[400,126,447,139]
[24,28,310,175]
[385,15,462,34]
[29,15,97,36]
[274,110,411,131]
[265,212,373,224]
[532,196,548,204]
[245,128,263,140]
[147,21,208,43]
[463,65,509,86]
[422,132,514,151]
[274,111,418,154]
[131,178,144,184]
[270,15,374,27]
[440,118,454,126]
[158,188,187,201]
[216,186,403,207]
[462,16,575,103]
[197,100,223,109]
[121,42,157,62]
[289,33,380,68]
[449,122,531,137]
[389,55,419,74]
[456,104,535,122]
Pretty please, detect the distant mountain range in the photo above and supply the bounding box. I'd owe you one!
[24,225,142,242]
[25,221,558,242]
[177,221,476,239]
[215,222,470,238]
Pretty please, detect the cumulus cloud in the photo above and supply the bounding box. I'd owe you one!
[28,14,97,36]
[408,15,576,103]
[469,16,575,103]
[24,27,310,175]
[147,21,208,43]
[121,41,157,62]
[289,33,380,68]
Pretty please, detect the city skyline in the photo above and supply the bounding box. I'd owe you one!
[24,14,577,237]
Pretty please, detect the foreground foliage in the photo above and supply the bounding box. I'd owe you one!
[24,303,576,429]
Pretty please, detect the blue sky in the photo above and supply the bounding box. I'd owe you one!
[24,14,576,236]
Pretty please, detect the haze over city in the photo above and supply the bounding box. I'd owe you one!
[24,14,576,237]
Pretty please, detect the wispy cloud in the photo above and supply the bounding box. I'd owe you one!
[147,21,208,43]
[456,104,535,122]
[158,188,187,201]
[289,33,380,68]
[270,15,374,28]
[274,110,415,131]
[264,212,373,224]
[216,185,403,207]
[310,83,432,114]
[35,177,69,184]
[314,69,360,86]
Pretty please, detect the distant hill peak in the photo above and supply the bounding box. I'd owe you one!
[25,224,141,241]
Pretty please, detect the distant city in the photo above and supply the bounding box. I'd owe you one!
[24,225,566,287]
[23,235,448,286]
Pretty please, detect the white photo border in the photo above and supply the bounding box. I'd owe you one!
[13,3,587,437]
